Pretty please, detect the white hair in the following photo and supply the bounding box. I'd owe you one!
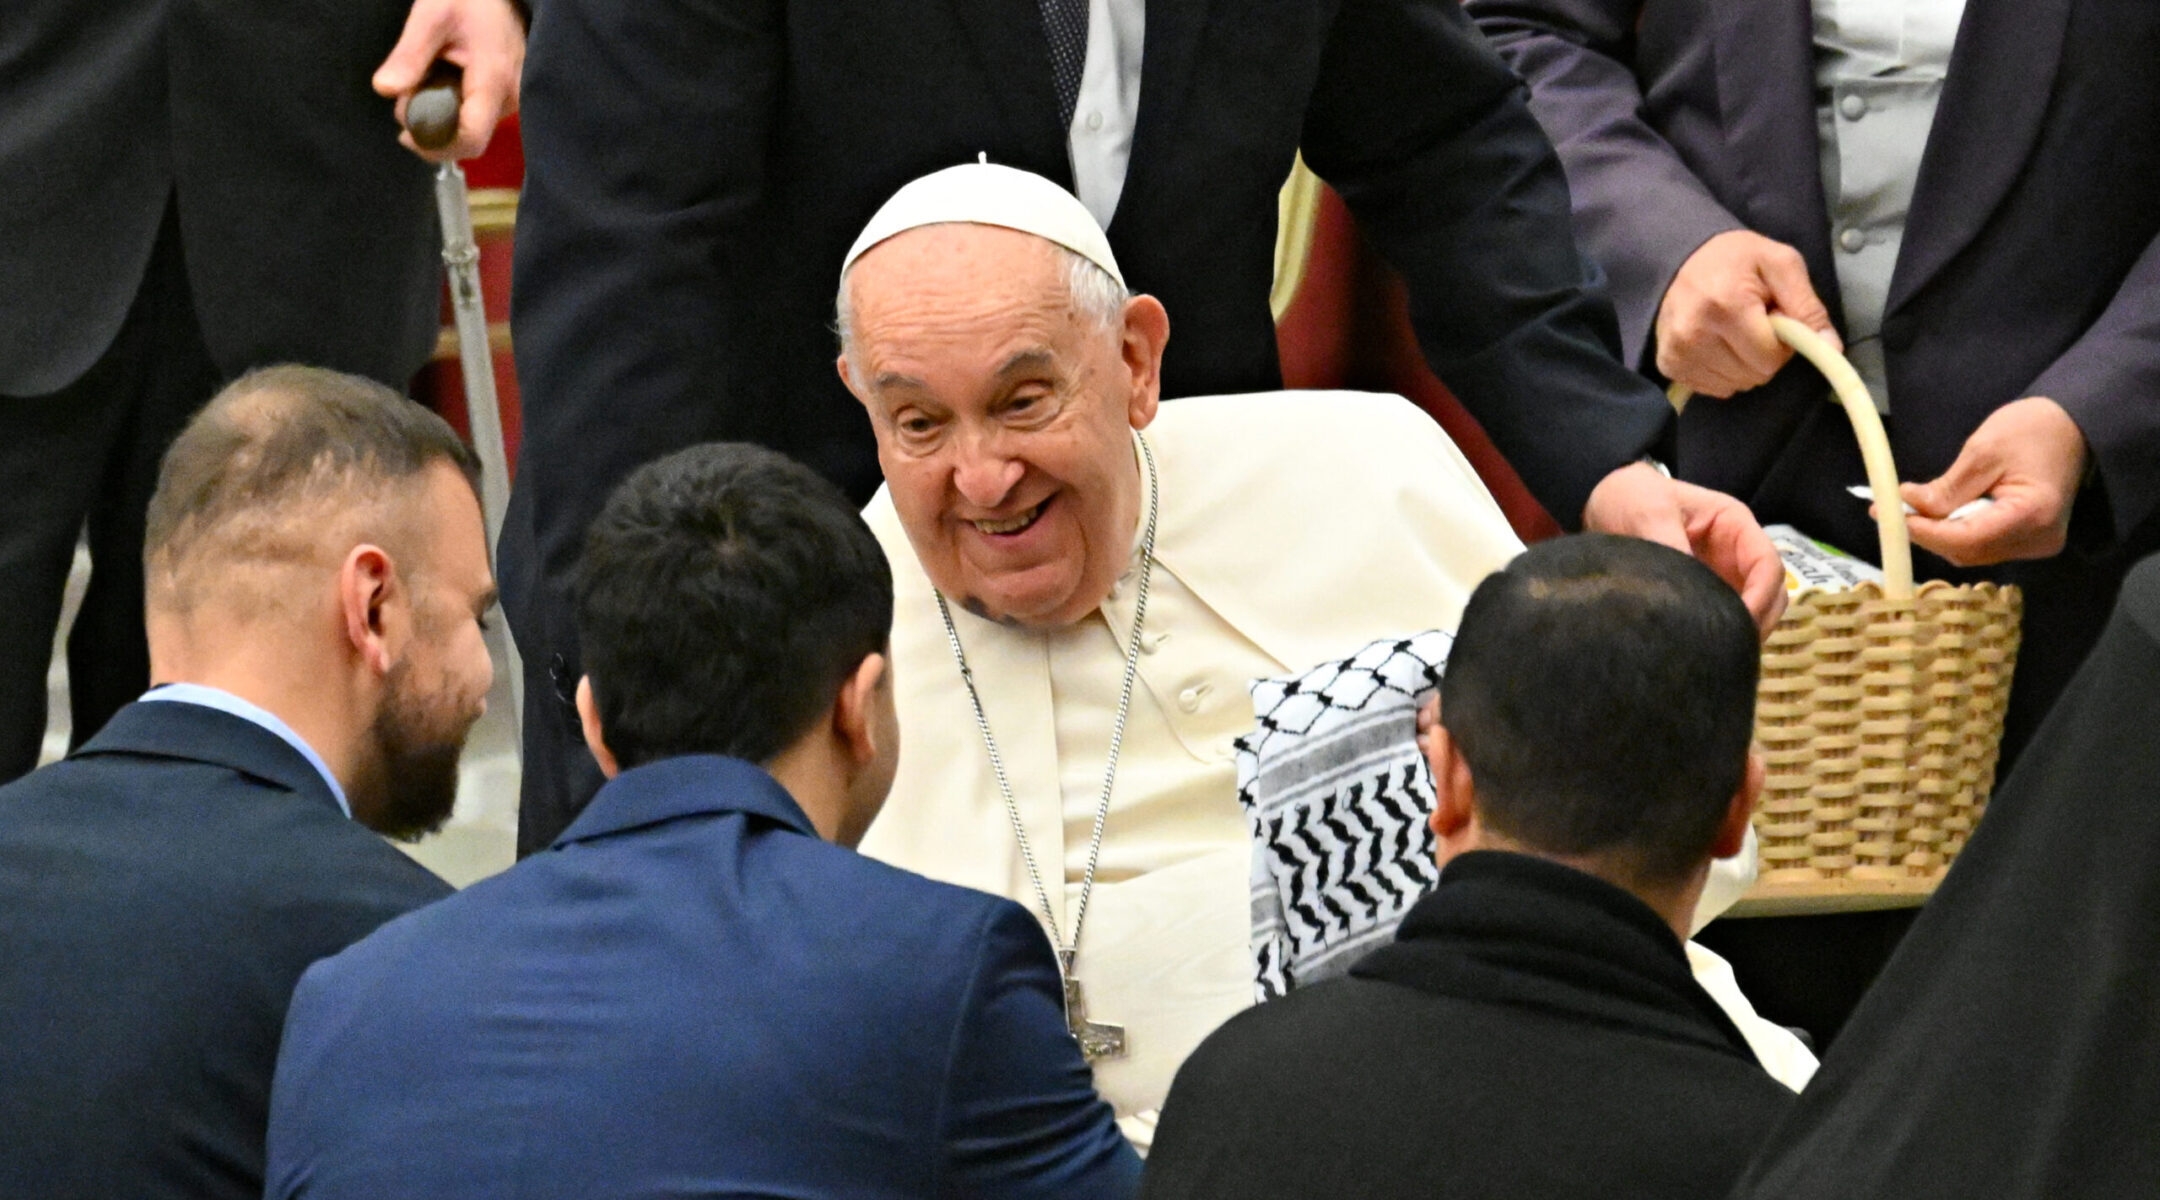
[834,235,1130,374]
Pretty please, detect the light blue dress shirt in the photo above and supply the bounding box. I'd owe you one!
[1813,0,1968,412]
[140,683,351,819]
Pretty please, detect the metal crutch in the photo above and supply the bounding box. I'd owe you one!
[408,71,524,761]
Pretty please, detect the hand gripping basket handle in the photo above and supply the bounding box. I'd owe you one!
[1666,314,1914,600]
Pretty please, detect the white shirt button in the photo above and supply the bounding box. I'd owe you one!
[1839,94,1868,121]
[1177,683,1212,713]
[1839,227,1868,253]
[1085,110,1105,132]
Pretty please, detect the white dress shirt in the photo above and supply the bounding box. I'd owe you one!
[1068,0,1145,228]
[1813,0,1968,411]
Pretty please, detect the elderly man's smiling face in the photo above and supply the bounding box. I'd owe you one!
[840,224,1169,628]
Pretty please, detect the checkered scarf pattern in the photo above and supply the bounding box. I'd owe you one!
[1235,631,1453,1001]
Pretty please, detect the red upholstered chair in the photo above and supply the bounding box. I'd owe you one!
[1272,163,1561,544]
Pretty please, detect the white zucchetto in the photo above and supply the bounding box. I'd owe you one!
[841,157,1126,287]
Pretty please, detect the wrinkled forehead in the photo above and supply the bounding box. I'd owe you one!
[848,225,1073,324]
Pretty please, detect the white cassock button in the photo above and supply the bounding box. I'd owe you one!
[1839,227,1867,254]
[1086,110,1105,132]
[1140,631,1167,654]
[1177,683,1212,713]
[1839,94,1867,121]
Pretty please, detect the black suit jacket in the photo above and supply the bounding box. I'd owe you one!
[1470,0,2160,752]
[1728,555,2160,1199]
[0,0,440,396]
[1140,852,1795,1200]
[505,0,1672,850]
[0,702,451,1200]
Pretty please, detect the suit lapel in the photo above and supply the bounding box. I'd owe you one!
[1113,0,1215,235]
[946,0,1073,174]
[1888,0,2074,313]
[1710,0,1840,287]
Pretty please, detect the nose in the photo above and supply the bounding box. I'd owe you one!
[951,428,1025,509]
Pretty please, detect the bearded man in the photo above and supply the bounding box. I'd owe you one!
[839,165,1811,1146]
[0,365,495,1200]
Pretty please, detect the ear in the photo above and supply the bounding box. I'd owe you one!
[837,350,866,403]
[831,652,889,769]
[1120,294,1169,431]
[1424,724,1479,862]
[336,544,403,677]
[1709,748,1765,860]
[576,676,621,780]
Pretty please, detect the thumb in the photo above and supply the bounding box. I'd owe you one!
[373,8,448,97]
[1758,248,1842,354]
[1901,448,1997,519]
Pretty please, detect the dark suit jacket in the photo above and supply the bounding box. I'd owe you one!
[1140,852,1795,1200]
[0,701,451,1200]
[503,0,1674,850]
[265,755,1141,1200]
[1469,0,2160,752]
[0,0,440,396]
[1731,554,2160,1199]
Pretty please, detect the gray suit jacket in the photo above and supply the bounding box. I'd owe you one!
[1469,0,2160,751]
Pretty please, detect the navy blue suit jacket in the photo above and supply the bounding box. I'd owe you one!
[265,755,1141,1199]
[0,701,453,1200]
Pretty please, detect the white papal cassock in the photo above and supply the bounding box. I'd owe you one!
[860,391,1812,1147]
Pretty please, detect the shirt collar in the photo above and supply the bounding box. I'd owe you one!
[139,683,350,819]
[553,755,818,849]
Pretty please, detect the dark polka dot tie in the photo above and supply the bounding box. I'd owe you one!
[1039,0,1089,130]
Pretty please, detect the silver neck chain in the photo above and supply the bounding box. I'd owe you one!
[934,431,1160,975]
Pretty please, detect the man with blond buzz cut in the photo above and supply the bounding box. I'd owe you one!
[0,365,494,1200]
[836,163,1810,1148]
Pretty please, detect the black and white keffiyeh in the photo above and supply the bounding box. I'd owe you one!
[1235,631,1452,1001]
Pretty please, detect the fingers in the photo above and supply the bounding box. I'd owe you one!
[372,2,447,99]
[1757,244,1841,353]
[1899,445,1997,521]
[1677,484,1787,636]
[1907,496,2051,567]
[376,0,525,162]
[1656,231,1813,399]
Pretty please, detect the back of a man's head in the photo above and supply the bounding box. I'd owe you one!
[144,364,481,622]
[1442,533,1761,886]
[574,443,894,772]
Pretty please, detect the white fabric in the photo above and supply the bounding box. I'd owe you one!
[1813,0,1968,412]
[1688,941,1821,1090]
[1067,0,1145,228]
[843,161,1125,285]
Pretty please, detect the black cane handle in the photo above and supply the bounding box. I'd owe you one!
[405,62,464,152]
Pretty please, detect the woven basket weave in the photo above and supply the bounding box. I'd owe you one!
[1675,317,2022,898]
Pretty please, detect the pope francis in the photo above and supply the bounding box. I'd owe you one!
[837,163,1812,1145]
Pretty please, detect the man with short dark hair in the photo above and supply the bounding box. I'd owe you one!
[1139,534,1796,1200]
[264,442,1140,1199]
[0,365,493,1200]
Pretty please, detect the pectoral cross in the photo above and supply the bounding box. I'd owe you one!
[1060,955,1127,1062]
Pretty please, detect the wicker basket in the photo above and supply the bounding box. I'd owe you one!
[1674,316,2022,904]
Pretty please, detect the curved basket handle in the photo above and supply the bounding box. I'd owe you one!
[1665,315,1913,600]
